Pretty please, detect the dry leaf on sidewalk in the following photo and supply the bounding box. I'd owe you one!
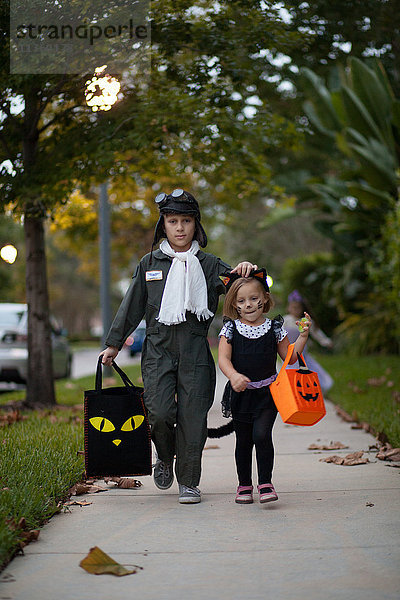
[334,406,354,422]
[103,477,142,488]
[69,482,108,496]
[64,500,92,507]
[320,451,370,466]
[308,441,349,451]
[376,445,400,462]
[79,546,142,576]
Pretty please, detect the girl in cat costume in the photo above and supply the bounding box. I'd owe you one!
[218,270,311,504]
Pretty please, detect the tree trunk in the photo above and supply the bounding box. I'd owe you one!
[24,215,56,408]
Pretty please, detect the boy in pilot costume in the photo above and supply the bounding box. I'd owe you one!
[101,189,256,503]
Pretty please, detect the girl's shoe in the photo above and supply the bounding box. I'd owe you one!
[258,483,278,503]
[235,485,253,504]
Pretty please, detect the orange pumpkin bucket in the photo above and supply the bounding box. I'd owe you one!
[270,344,326,426]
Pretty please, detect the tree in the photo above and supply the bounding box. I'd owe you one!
[1,0,303,406]
[284,0,400,95]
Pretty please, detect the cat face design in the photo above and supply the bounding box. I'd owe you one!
[89,415,144,447]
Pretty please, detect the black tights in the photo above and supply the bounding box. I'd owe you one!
[233,406,277,486]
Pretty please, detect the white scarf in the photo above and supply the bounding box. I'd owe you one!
[157,240,214,325]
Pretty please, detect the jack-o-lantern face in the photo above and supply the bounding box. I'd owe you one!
[295,354,321,403]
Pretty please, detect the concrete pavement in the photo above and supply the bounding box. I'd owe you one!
[1,368,399,600]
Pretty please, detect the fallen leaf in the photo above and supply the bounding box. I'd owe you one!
[320,451,369,466]
[367,376,386,387]
[20,530,40,543]
[308,441,349,451]
[376,431,390,444]
[64,500,92,507]
[118,478,142,489]
[335,406,354,422]
[320,455,345,465]
[103,477,142,488]
[347,382,364,394]
[69,483,108,496]
[376,446,400,462]
[0,410,26,426]
[79,546,142,576]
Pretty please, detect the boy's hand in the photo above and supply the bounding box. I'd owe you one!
[296,312,311,337]
[231,262,258,277]
[230,372,251,392]
[99,346,119,366]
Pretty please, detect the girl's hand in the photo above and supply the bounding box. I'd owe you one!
[296,312,311,337]
[99,346,119,366]
[231,262,258,278]
[230,372,251,392]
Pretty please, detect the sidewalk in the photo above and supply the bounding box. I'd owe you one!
[1,369,399,600]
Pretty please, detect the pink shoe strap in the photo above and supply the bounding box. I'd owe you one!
[258,484,275,492]
[237,485,253,492]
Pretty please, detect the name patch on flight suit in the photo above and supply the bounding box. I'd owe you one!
[146,270,163,281]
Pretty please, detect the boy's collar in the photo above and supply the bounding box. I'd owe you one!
[152,248,206,261]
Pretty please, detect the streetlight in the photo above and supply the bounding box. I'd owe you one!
[0,244,18,264]
[84,66,120,362]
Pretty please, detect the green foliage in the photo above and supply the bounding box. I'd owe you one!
[336,200,400,354]
[283,0,400,96]
[315,352,400,447]
[280,252,339,336]
[299,58,399,352]
[0,0,303,215]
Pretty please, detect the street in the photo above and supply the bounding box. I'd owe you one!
[71,346,140,379]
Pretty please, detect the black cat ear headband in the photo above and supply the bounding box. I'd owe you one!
[220,268,270,293]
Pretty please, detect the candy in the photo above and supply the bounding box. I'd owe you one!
[298,317,309,333]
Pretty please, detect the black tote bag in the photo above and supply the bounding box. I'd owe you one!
[84,357,152,478]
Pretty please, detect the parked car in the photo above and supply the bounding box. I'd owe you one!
[125,320,146,356]
[0,303,72,383]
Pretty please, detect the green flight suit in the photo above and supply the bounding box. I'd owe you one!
[105,248,231,487]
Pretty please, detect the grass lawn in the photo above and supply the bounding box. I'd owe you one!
[313,352,400,447]
[0,363,143,569]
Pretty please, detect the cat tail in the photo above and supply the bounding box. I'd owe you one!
[207,420,234,438]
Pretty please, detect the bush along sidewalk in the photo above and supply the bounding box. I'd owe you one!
[314,352,400,448]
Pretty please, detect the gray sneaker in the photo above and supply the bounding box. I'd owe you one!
[153,459,174,490]
[178,484,201,504]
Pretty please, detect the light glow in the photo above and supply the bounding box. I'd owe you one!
[84,65,120,112]
[0,244,18,264]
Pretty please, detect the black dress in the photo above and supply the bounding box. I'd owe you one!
[221,317,285,423]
